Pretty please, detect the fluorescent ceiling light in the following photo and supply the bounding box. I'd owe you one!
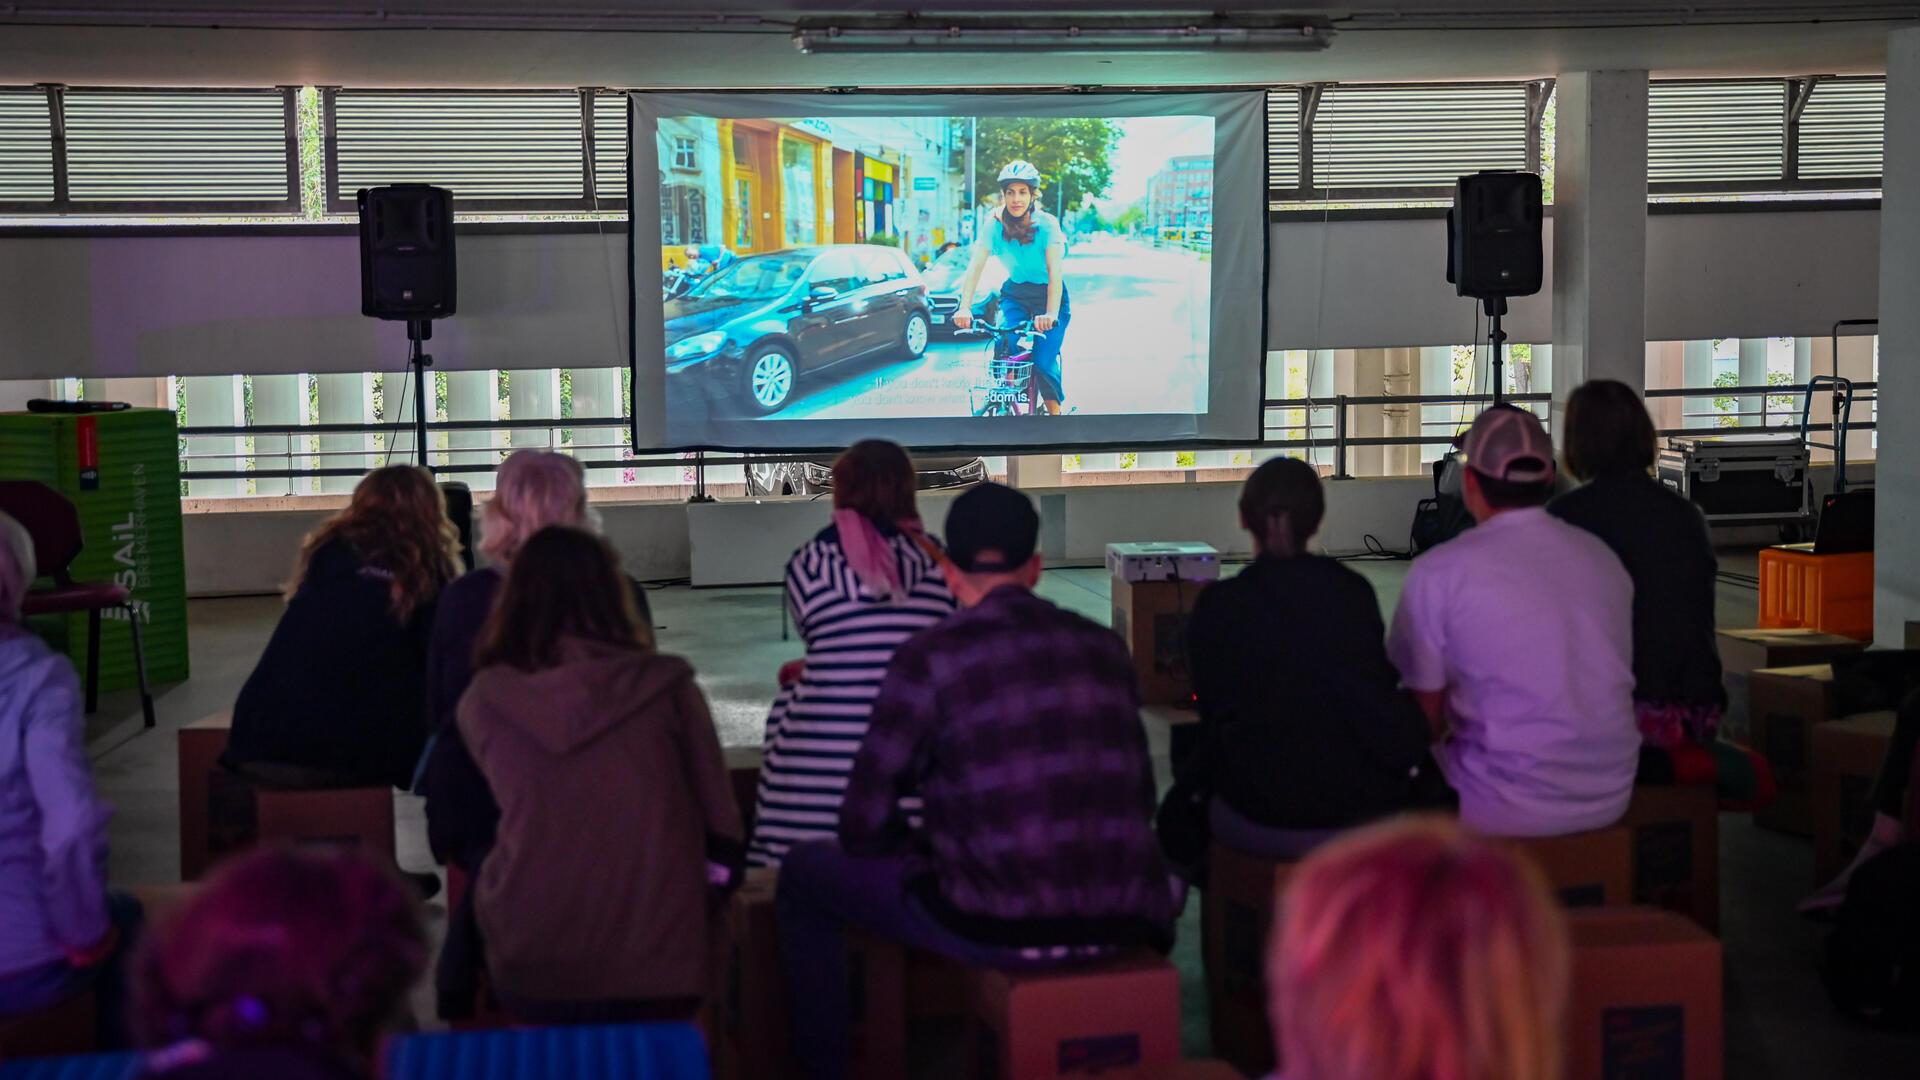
[792,18,1334,56]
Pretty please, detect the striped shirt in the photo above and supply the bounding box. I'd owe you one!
[746,521,955,867]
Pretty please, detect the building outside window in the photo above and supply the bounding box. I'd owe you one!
[672,136,698,170]
[781,136,819,245]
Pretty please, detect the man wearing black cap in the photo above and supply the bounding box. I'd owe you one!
[775,482,1175,1080]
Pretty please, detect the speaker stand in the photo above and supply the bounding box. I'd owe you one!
[1483,296,1509,408]
[408,319,434,472]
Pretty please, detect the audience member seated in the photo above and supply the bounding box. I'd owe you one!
[1806,686,1920,911]
[0,511,140,1048]
[748,440,955,866]
[1179,457,1436,861]
[420,450,652,876]
[133,847,426,1080]
[776,482,1175,1080]
[1549,380,1772,805]
[1267,816,1569,1080]
[1387,406,1641,837]
[222,465,461,792]
[460,526,743,1024]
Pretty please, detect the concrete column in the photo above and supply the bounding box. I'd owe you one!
[249,374,305,497]
[181,375,242,498]
[444,369,498,492]
[1006,455,1063,487]
[1135,451,1178,470]
[1877,26,1920,644]
[507,368,561,453]
[1380,347,1417,477]
[1736,338,1768,427]
[84,378,167,408]
[0,380,54,410]
[315,372,374,495]
[1682,340,1716,428]
[1551,70,1650,442]
[1309,348,1337,472]
[569,367,624,488]
[1794,336,1815,387]
[1418,345,1454,466]
[1079,452,1122,472]
[1644,342,1683,431]
[1836,335,1879,464]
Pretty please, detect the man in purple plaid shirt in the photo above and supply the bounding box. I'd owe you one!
[775,482,1176,1080]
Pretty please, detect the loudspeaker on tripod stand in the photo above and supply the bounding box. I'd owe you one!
[358,184,458,319]
[1446,171,1543,300]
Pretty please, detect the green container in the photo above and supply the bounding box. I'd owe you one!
[0,408,190,690]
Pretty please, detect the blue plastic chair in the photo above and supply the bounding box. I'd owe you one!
[0,1053,140,1080]
[385,1022,711,1080]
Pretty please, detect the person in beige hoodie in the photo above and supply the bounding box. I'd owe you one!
[459,525,743,1022]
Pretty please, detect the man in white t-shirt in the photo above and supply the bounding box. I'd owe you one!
[1388,405,1640,838]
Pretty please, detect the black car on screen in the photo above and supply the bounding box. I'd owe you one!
[663,245,933,416]
[921,244,1007,337]
[746,455,988,497]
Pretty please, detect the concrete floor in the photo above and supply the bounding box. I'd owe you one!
[75,557,1920,1077]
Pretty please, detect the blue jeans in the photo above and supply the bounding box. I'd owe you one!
[997,285,1071,405]
[0,890,143,1049]
[775,841,1072,1080]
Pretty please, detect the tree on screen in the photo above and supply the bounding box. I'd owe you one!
[967,117,1120,214]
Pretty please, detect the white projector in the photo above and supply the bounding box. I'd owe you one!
[1105,542,1221,584]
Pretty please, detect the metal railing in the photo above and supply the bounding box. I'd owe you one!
[175,381,1878,493]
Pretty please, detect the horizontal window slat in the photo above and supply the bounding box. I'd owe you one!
[0,86,54,201]
[61,88,291,206]
[331,89,586,205]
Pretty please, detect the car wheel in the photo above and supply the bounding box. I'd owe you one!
[900,310,930,359]
[741,345,797,415]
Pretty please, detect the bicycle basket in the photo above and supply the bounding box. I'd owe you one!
[988,359,1034,385]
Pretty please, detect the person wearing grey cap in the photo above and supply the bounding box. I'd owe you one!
[1386,406,1640,839]
[775,482,1174,1080]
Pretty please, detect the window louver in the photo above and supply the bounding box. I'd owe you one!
[63,88,294,208]
[591,93,629,205]
[1798,77,1884,181]
[1267,88,1300,194]
[1310,83,1529,192]
[0,87,54,203]
[329,90,586,210]
[1648,80,1785,188]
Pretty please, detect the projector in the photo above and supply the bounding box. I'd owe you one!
[1105,542,1221,584]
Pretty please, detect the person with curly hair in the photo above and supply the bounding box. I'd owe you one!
[223,465,461,791]
[133,847,426,1080]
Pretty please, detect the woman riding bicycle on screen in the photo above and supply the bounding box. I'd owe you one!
[954,160,1071,415]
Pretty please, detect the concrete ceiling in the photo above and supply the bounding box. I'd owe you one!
[0,3,1911,87]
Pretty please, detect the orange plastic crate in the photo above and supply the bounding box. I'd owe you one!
[1758,545,1874,641]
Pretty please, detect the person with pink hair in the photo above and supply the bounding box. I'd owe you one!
[133,847,426,1080]
[1267,816,1570,1080]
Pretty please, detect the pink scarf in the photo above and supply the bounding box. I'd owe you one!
[834,509,922,604]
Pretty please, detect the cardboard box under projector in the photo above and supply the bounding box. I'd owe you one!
[1749,663,1844,835]
[1811,711,1896,886]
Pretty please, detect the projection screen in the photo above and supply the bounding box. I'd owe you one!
[629,91,1265,452]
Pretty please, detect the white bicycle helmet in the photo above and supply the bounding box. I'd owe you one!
[997,160,1042,190]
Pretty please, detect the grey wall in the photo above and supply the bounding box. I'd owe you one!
[0,207,1880,381]
[1266,208,1880,349]
[0,230,629,381]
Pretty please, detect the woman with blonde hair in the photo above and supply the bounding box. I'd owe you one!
[1268,817,1570,1080]
[223,466,460,791]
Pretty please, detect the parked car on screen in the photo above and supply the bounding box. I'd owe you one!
[663,245,933,416]
[921,244,1008,337]
[746,455,988,497]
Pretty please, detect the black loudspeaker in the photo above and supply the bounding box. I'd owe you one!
[1447,171,1543,300]
[440,481,475,571]
[358,184,457,320]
